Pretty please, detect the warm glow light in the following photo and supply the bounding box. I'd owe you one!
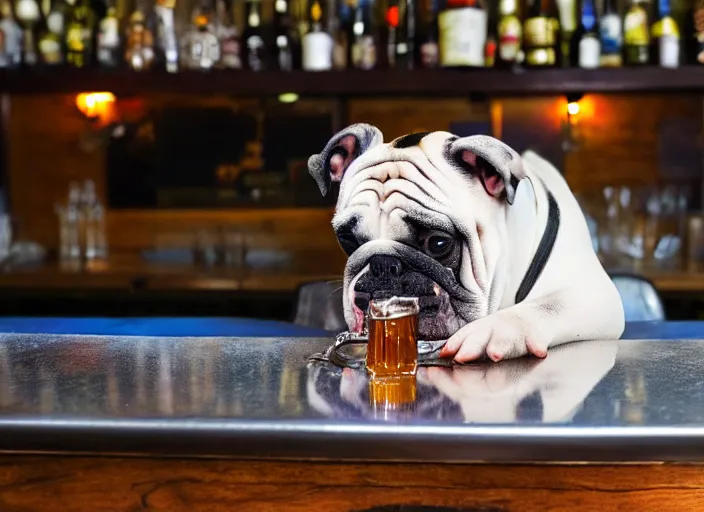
[567,101,580,116]
[75,92,116,120]
[278,92,299,103]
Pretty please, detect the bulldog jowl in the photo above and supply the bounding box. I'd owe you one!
[351,254,465,340]
[308,124,626,363]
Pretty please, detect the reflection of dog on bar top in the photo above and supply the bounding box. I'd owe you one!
[307,123,625,363]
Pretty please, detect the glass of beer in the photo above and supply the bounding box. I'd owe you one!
[366,296,420,377]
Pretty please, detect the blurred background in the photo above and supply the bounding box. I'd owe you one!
[0,0,703,324]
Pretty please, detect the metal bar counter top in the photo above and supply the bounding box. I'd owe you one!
[3,332,704,511]
[0,332,702,464]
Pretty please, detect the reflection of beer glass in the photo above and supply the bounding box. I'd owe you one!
[369,374,417,412]
[366,296,420,377]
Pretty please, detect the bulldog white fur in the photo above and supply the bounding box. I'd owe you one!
[308,123,625,363]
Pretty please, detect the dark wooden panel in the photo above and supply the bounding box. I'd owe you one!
[1,456,704,511]
[4,67,704,96]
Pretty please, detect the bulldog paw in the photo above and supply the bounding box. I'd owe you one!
[439,311,553,363]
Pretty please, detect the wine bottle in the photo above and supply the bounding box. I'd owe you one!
[418,0,438,67]
[438,0,488,68]
[0,1,17,66]
[623,0,650,65]
[273,0,294,70]
[350,0,376,69]
[651,0,679,68]
[14,0,41,66]
[496,0,521,67]
[183,0,220,70]
[155,0,179,72]
[243,0,267,71]
[523,0,559,67]
[124,3,155,71]
[302,0,333,70]
[570,0,600,68]
[214,0,241,69]
[65,0,95,68]
[96,0,121,67]
[599,0,622,67]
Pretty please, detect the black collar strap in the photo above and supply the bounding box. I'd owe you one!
[515,191,560,304]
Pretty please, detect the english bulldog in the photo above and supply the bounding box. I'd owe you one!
[308,123,625,363]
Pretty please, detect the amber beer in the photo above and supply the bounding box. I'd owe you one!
[366,296,420,377]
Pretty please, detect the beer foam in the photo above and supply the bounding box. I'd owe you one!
[369,296,420,320]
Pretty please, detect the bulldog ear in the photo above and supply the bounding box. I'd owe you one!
[308,123,384,196]
[448,135,526,204]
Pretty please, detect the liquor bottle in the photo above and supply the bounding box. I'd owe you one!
[332,0,350,69]
[155,0,179,72]
[65,0,95,67]
[273,0,294,70]
[599,0,622,66]
[694,0,704,64]
[96,0,120,67]
[569,0,599,68]
[301,0,333,70]
[555,0,575,66]
[418,0,438,67]
[124,5,155,70]
[243,0,266,70]
[651,0,679,68]
[396,0,416,69]
[438,0,488,67]
[213,0,240,69]
[497,0,522,67]
[183,0,220,70]
[38,0,67,66]
[350,0,376,68]
[523,0,559,67]
[623,0,650,65]
[0,0,21,67]
[385,0,398,67]
[14,0,41,65]
[484,0,497,66]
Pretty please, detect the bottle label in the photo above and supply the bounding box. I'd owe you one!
[66,24,85,51]
[302,31,333,70]
[599,13,622,55]
[221,38,241,68]
[351,35,376,69]
[47,11,65,34]
[246,34,265,70]
[39,37,62,64]
[420,41,438,67]
[98,18,120,49]
[498,15,521,61]
[525,47,555,65]
[659,35,679,67]
[624,6,649,45]
[524,17,556,47]
[578,34,600,68]
[438,7,487,67]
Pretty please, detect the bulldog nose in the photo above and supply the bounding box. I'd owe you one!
[369,255,404,279]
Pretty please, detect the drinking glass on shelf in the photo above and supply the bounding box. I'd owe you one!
[0,214,12,264]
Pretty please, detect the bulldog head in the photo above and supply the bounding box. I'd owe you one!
[308,123,527,341]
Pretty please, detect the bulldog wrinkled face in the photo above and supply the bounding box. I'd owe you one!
[307,124,525,340]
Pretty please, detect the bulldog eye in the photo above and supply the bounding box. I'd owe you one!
[423,232,455,260]
[337,232,360,256]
